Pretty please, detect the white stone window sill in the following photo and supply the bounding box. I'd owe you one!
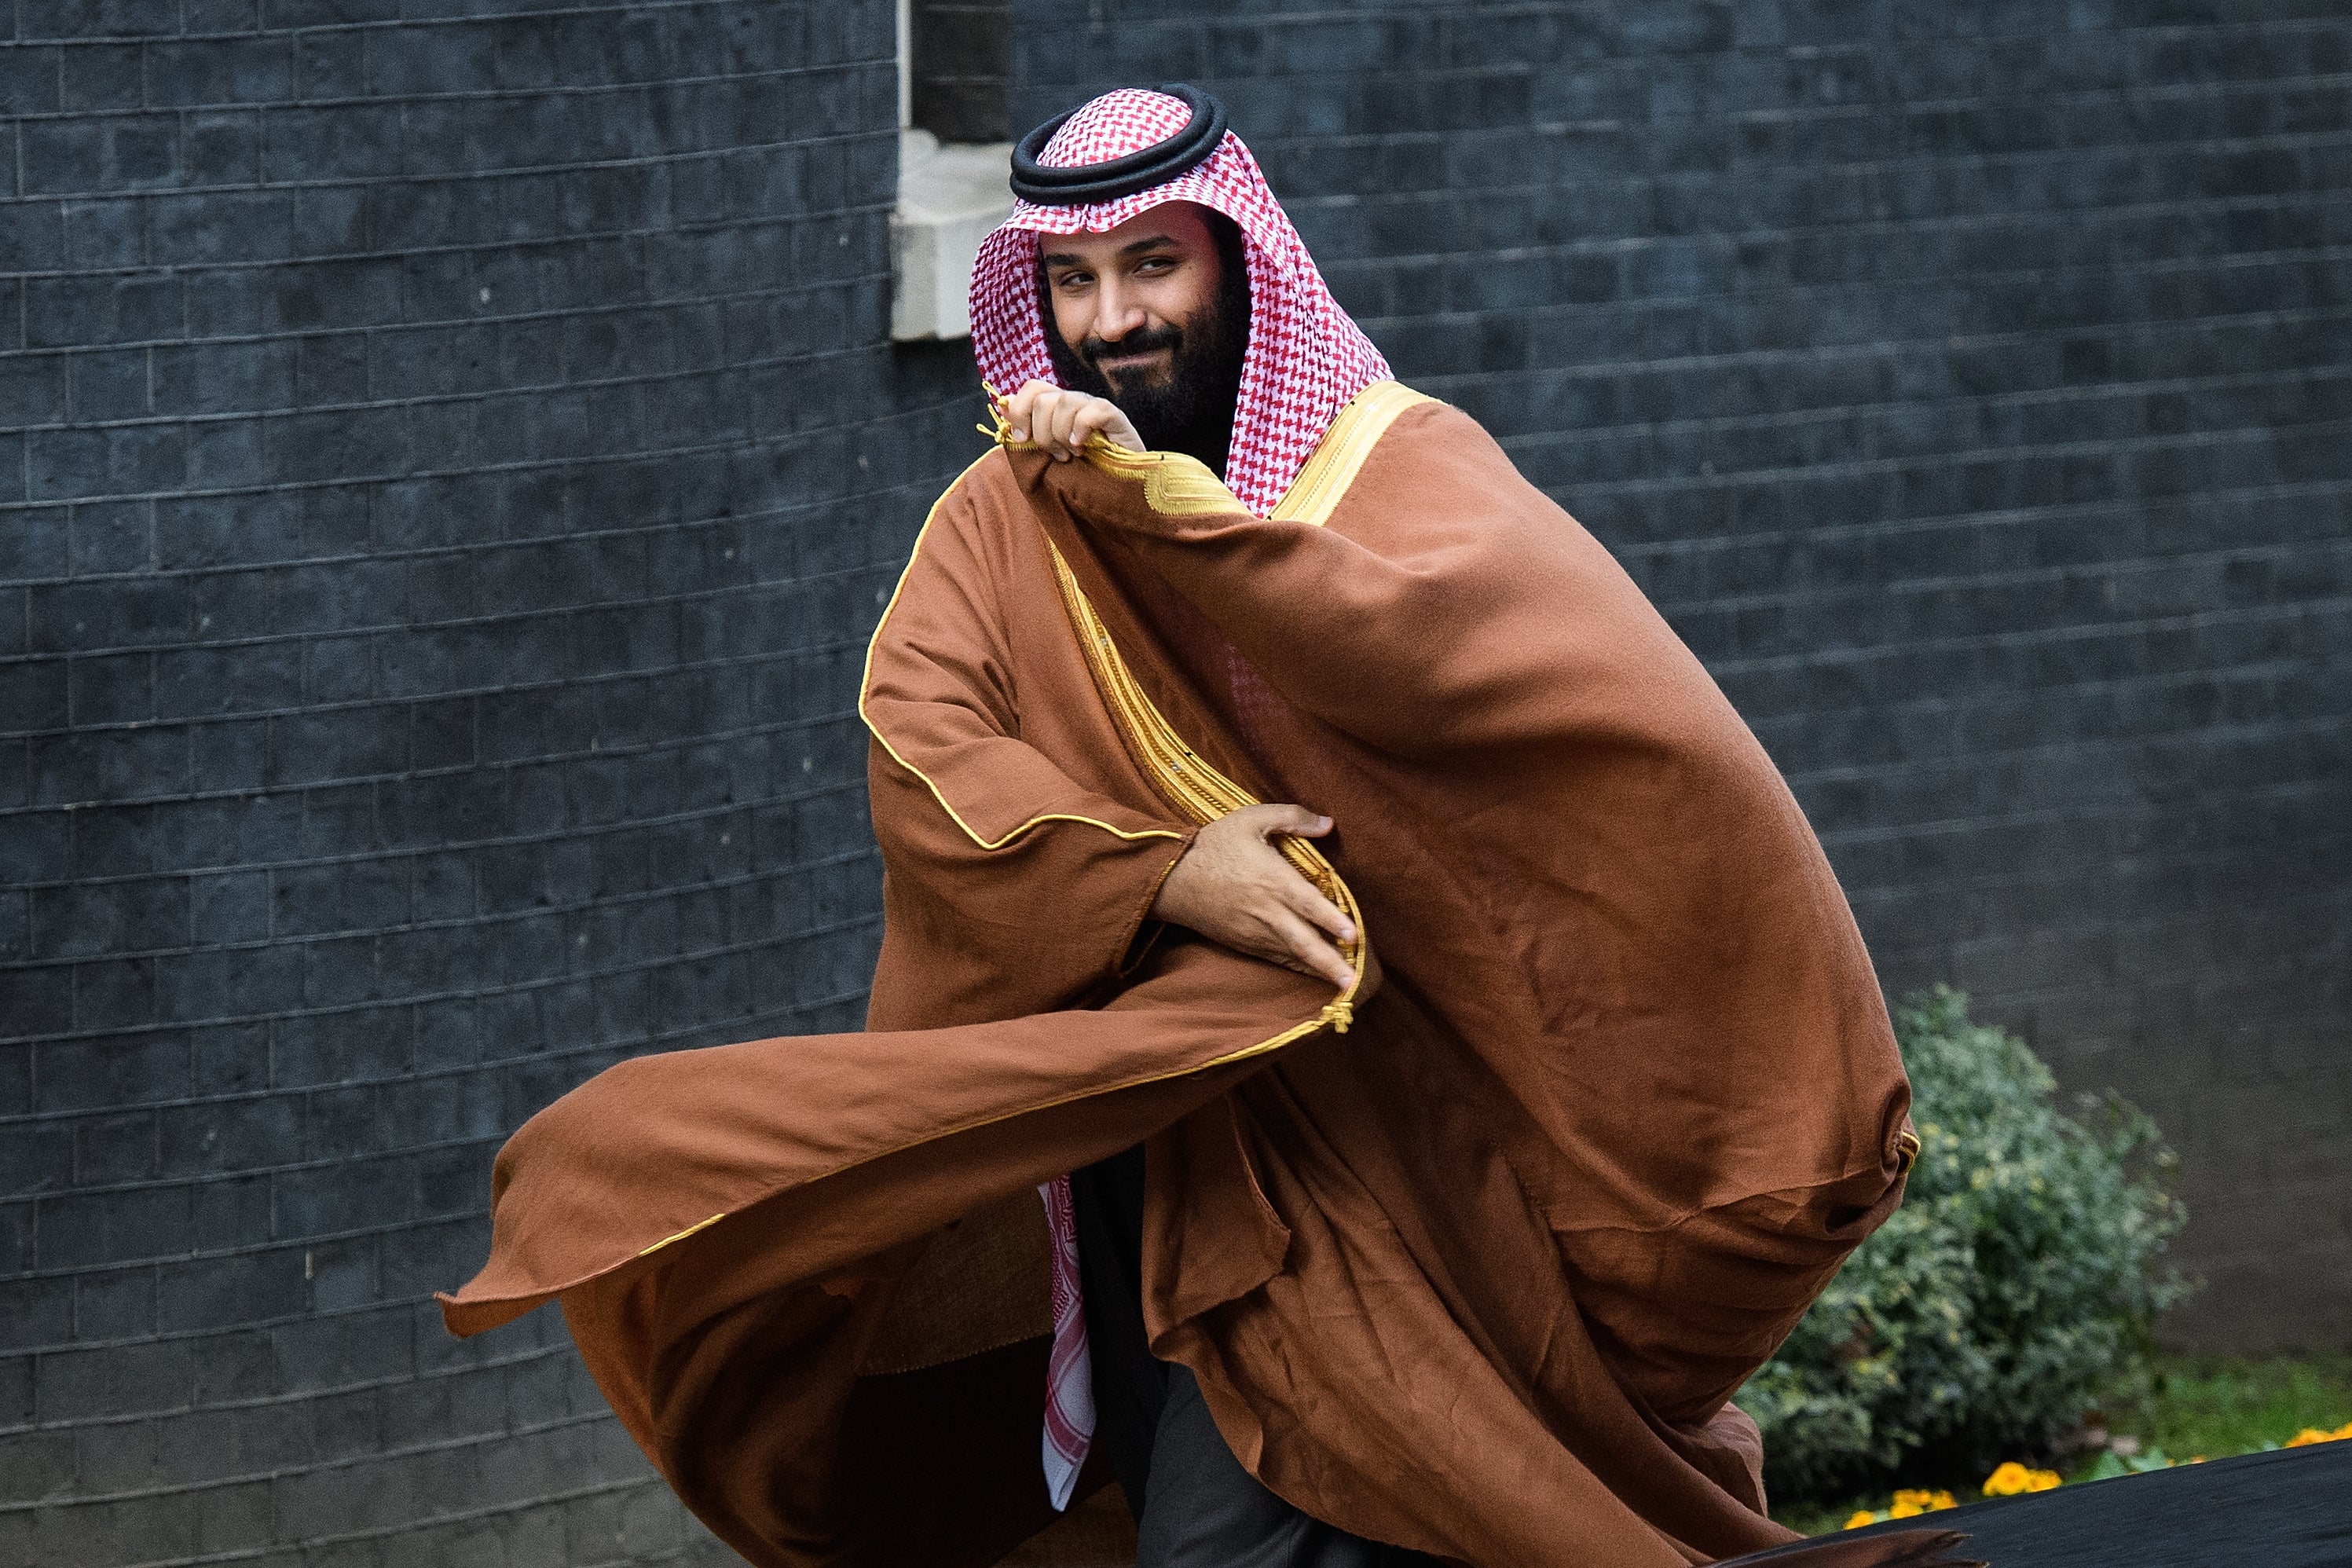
[892,129,1015,341]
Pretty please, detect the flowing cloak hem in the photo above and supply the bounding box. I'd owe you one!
[439,382,1917,1568]
[434,953,1357,1338]
[435,438,1379,1567]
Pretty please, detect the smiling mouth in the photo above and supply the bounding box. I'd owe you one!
[1095,346,1171,369]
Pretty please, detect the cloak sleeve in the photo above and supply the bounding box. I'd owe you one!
[861,458,1197,1030]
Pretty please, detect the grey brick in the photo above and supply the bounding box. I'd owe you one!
[71,1109,159,1187]
[72,1265,157,1340]
[187,1173,272,1258]
[0,46,64,113]
[24,275,183,350]
[148,37,296,106]
[20,115,179,197]
[63,502,152,578]
[157,1249,306,1333]
[35,875,187,959]
[57,40,142,111]
[185,0,262,29]
[19,2,178,38]
[36,1180,193,1271]
[28,423,185,502]
[30,577,189,655]
[0,661,71,737]
[0,196,64,273]
[63,348,150,427]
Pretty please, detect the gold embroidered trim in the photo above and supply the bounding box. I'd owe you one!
[1269,380,1434,526]
[859,450,1188,855]
[1078,442,1245,517]
[1045,538,1365,1039]
[638,1211,725,1258]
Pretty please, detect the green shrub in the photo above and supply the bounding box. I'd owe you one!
[1742,987,2190,1500]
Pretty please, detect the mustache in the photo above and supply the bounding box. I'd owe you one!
[1083,324,1183,368]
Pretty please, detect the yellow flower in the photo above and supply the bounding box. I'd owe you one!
[2337,1423,2352,1440]
[1888,1498,1922,1519]
[1980,1462,2061,1494]
[1982,1461,2032,1497]
[1844,1511,1879,1531]
[2284,1427,2338,1448]
[1891,1489,1958,1511]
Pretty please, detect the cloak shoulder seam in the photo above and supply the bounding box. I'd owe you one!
[1268,379,1436,526]
[859,447,1188,854]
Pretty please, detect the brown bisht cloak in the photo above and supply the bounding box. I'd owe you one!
[441,382,1917,1567]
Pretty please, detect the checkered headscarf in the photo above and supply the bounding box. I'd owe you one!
[971,88,1390,518]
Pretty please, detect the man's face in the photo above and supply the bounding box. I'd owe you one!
[1038,202,1248,460]
[1042,202,1224,394]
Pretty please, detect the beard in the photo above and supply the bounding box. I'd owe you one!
[1042,222,1252,478]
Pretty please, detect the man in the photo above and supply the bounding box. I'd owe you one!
[444,88,1917,1568]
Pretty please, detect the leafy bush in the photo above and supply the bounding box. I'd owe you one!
[1742,987,2190,1500]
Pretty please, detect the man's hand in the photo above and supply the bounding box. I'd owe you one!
[1004,379,1145,462]
[1151,804,1357,990]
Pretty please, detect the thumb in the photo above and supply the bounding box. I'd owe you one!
[1248,803,1332,839]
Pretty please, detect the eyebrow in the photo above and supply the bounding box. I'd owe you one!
[1041,233,1181,269]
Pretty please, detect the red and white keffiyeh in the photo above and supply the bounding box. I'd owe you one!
[971,87,1392,520]
[1035,1174,1094,1511]
[988,88,1389,1511]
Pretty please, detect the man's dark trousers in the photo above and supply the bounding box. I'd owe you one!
[1068,1145,1438,1566]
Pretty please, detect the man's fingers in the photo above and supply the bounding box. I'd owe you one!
[1152,804,1358,990]
[1228,804,1354,944]
[1058,397,1121,460]
[1046,395,1086,460]
[1094,404,1143,452]
[1070,400,1145,452]
[1053,400,1101,461]
[1266,909,1356,991]
[1009,383,1079,452]
[1280,877,1356,944]
[1071,401,1121,454]
[1005,385,1143,460]
[1004,379,1053,442]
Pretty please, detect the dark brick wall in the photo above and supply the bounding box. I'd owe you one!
[1014,0,2352,1356]
[0,2,974,1562]
[4,1,2347,1563]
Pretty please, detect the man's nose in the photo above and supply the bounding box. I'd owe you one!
[1090,280,1149,343]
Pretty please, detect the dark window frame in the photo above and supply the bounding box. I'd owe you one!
[907,0,1012,145]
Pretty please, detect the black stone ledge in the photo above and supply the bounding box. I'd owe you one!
[1726,1441,2352,1568]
